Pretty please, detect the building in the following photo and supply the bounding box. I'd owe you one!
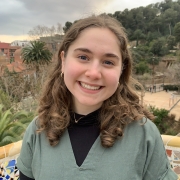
[0,42,10,58]
[39,34,64,52]
[0,42,25,75]
[0,42,21,61]
[11,40,30,47]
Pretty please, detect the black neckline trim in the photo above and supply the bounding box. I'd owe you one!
[70,108,100,126]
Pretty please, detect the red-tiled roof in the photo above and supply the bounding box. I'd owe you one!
[6,64,13,72]
[6,62,26,73]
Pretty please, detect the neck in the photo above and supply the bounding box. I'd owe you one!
[73,104,102,115]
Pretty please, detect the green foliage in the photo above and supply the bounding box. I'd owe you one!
[167,35,176,50]
[131,51,143,64]
[149,106,180,135]
[163,8,178,29]
[133,29,145,46]
[150,106,169,133]
[21,41,52,75]
[0,89,11,110]
[112,0,180,38]
[0,104,34,146]
[146,32,162,43]
[149,38,168,56]
[63,21,73,33]
[22,41,52,65]
[135,61,150,75]
[176,50,180,61]
[174,22,180,43]
[147,56,160,66]
[109,0,180,57]
[163,85,178,91]
[131,45,150,64]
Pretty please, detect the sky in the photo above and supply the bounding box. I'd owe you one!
[0,0,165,43]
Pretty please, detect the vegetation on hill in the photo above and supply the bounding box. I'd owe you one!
[63,0,180,76]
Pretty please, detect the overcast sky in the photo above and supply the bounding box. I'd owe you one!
[0,0,166,42]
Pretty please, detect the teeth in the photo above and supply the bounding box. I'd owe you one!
[80,82,100,90]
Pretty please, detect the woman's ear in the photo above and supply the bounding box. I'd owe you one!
[61,51,65,72]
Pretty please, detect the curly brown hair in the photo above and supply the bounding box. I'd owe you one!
[38,14,154,148]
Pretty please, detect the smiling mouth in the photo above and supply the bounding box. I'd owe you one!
[79,81,103,90]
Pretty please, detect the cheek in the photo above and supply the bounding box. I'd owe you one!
[63,61,82,81]
[106,71,121,85]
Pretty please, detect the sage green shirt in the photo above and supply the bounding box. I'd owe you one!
[17,118,178,180]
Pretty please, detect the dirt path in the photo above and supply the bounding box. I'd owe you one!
[143,91,180,120]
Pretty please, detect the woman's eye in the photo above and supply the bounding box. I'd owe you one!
[78,55,88,60]
[104,60,114,65]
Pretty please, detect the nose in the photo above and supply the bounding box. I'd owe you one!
[84,63,102,80]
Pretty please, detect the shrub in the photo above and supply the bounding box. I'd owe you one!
[163,85,178,91]
[0,89,11,110]
[0,104,34,146]
[149,106,180,135]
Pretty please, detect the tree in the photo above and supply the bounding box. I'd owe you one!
[167,35,176,50]
[28,25,49,40]
[135,61,150,75]
[149,38,168,56]
[174,22,180,45]
[21,41,53,76]
[153,16,164,34]
[0,104,34,146]
[57,23,63,35]
[133,29,145,46]
[131,45,150,64]
[159,0,173,12]
[168,62,180,93]
[149,106,180,134]
[28,24,63,40]
[63,21,73,33]
[163,8,178,35]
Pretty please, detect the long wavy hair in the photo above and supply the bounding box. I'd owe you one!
[38,14,154,147]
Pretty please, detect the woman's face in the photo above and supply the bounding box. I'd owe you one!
[61,28,122,114]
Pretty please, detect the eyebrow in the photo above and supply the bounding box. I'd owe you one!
[74,48,120,60]
[74,48,92,54]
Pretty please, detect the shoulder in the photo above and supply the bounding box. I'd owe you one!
[126,117,159,133]
[25,116,39,134]
[22,116,41,145]
[141,118,160,134]
[124,118,161,143]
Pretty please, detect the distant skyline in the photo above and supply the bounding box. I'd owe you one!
[0,0,169,43]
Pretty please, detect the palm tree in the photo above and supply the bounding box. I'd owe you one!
[21,41,53,76]
[0,104,34,146]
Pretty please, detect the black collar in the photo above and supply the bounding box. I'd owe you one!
[70,108,101,126]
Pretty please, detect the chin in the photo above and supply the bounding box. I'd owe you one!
[78,100,103,108]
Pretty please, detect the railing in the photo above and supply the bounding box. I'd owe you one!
[161,134,180,177]
[0,136,180,179]
[169,99,180,112]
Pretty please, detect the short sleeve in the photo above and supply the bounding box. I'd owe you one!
[16,118,37,179]
[142,121,178,180]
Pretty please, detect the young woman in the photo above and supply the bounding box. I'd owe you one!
[17,15,178,180]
